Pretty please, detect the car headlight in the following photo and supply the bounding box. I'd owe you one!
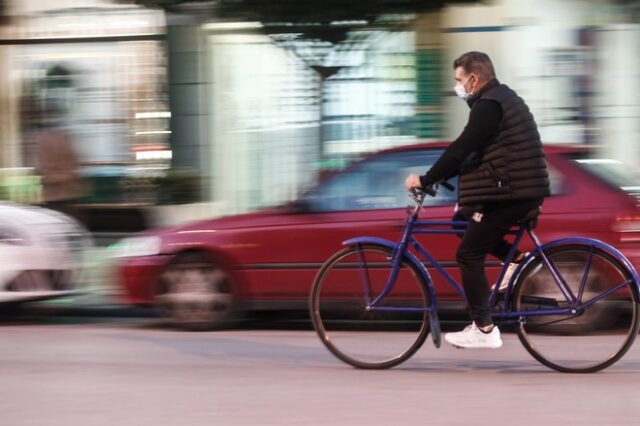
[110,236,162,258]
[0,228,28,245]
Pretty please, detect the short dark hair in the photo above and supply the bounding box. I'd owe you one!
[453,51,496,80]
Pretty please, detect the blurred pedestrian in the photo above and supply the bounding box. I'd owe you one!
[31,65,88,224]
[405,51,550,349]
[35,114,86,224]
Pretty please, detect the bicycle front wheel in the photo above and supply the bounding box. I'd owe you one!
[310,244,431,369]
[513,244,640,373]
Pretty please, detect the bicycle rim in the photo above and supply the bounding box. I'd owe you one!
[513,244,640,373]
[310,244,431,369]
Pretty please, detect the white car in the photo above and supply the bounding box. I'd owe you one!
[0,202,92,304]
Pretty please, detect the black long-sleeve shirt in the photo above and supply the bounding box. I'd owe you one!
[420,80,503,188]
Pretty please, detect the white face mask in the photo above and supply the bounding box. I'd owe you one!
[454,76,474,100]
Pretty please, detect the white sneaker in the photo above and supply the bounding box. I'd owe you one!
[445,322,503,349]
[493,252,529,292]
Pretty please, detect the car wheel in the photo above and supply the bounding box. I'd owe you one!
[155,251,236,331]
[9,270,58,291]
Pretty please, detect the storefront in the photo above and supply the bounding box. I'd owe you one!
[0,1,168,205]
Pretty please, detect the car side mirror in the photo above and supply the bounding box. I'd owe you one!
[286,198,311,214]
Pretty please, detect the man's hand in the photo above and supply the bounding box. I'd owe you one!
[404,173,422,192]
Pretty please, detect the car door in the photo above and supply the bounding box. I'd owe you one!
[234,148,461,301]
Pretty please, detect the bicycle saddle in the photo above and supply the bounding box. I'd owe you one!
[517,206,542,230]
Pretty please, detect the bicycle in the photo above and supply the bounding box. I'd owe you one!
[309,184,640,373]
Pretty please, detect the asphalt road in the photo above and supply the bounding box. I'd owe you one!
[2,319,640,426]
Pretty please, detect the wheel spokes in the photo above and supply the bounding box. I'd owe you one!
[576,245,593,304]
[311,245,430,369]
[515,245,639,372]
[355,245,373,305]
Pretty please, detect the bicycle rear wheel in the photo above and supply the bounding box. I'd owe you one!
[513,244,640,373]
[310,244,431,369]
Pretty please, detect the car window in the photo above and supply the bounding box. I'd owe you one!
[306,149,458,212]
[547,163,565,195]
[570,156,640,193]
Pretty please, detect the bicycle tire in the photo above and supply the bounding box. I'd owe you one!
[512,243,640,373]
[310,244,431,369]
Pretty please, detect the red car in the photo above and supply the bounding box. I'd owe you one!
[115,143,640,330]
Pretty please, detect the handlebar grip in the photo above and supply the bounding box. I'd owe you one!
[440,180,455,191]
[415,186,436,197]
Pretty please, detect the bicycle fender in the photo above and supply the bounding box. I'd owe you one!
[508,237,640,303]
[544,238,640,293]
[342,236,442,348]
[342,237,430,282]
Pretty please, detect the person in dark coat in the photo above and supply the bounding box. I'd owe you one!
[405,51,550,349]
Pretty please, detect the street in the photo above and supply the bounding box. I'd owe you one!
[2,319,640,425]
[2,1,640,425]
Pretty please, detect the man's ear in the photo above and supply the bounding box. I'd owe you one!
[470,74,480,92]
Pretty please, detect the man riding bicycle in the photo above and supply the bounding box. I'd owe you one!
[405,51,550,349]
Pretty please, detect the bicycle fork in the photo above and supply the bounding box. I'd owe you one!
[353,243,443,348]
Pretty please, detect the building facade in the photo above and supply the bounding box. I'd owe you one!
[1,0,638,214]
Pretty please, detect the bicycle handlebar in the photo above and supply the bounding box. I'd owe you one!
[439,181,455,192]
[410,180,455,202]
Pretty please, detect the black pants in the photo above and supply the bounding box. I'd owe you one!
[454,198,544,326]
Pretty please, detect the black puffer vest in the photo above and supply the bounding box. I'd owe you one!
[458,83,550,206]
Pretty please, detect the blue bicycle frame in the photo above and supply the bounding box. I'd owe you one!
[343,193,640,347]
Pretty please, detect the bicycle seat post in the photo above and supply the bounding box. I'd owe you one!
[527,227,542,248]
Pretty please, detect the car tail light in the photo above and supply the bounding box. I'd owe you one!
[613,216,640,243]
